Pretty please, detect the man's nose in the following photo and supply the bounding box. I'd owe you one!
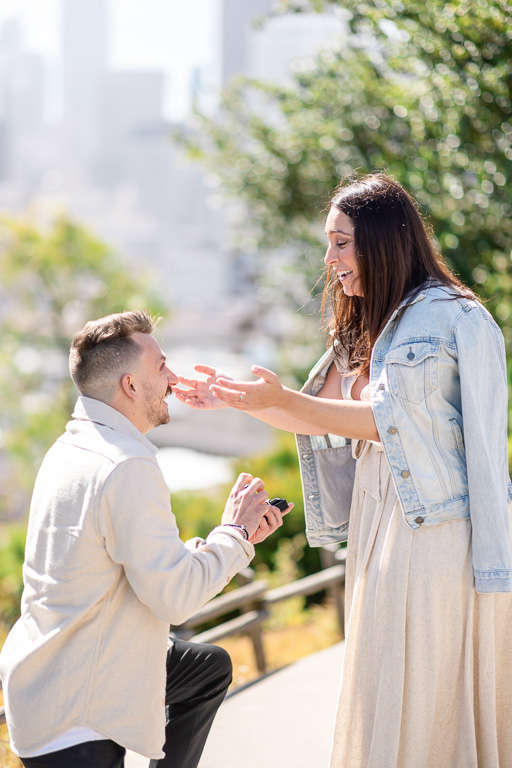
[166,367,179,386]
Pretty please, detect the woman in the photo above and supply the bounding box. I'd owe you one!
[174,173,512,768]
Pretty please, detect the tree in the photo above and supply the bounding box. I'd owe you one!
[0,216,165,520]
[181,0,512,395]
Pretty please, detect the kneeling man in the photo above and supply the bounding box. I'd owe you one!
[0,310,289,768]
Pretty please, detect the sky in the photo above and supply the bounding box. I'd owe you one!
[0,0,220,119]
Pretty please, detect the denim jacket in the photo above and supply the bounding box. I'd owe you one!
[296,283,512,593]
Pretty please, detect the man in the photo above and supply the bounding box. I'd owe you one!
[0,310,289,768]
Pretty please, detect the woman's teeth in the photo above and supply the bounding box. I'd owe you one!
[338,270,353,280]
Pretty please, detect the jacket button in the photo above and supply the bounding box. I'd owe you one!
[388,427,397,435]
[401,470,410,478]
[378,383,385,390]
[415,516,424,525]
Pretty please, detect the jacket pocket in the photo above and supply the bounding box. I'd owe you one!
[312,444,356,529]
[449,417,467,469]
[386,340,439,404]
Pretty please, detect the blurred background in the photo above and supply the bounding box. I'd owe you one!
[0,0,349,505]
[0,0,511,747]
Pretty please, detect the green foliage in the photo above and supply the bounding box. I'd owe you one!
[0,525,25,580]
[256,533,308,629]
[0,216,166,519]
[171,485,231,542]
[180,0,512,400]
[0,525,25,630]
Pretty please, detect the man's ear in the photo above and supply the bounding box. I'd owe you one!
[120,373,138,401]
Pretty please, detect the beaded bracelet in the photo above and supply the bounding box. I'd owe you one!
[222,523,249,540]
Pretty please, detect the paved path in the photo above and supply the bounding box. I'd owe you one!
[126,641,345,768]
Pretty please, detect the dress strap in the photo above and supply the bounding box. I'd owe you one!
[341,374,358,400]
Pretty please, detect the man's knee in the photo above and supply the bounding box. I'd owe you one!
[166,639,233,695]
[207,644,233,689]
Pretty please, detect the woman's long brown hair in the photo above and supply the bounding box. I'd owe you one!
[322,173,473,376]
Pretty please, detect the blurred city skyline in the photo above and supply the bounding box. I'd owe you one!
[0,0,219,120]
[0,0,342,313]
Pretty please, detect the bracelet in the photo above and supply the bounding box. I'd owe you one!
[222,523,249,540]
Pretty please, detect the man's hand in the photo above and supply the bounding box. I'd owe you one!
[221,473,271,537]
[173,365,232,410]
[249,501,294,544]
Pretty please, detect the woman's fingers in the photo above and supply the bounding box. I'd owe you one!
[207,367,285,410]
[214,369,278,389]
[177,375,198,388]
[194,364,216,375]
[210,384,247,406]
[172,392,205,409]
[173,387,198,400]
[215,377,246,391]
[251,365,279,383]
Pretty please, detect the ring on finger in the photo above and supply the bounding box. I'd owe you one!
[239,393,244,402]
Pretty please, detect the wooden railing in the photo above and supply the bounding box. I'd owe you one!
[171,545,347,675]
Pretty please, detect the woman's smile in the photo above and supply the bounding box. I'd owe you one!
[324,207,362,297]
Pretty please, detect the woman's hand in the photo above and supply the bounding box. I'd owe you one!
[210,366,287,411]
[173,365,232,410]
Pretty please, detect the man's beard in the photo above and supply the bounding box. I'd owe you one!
[144,391,170,429]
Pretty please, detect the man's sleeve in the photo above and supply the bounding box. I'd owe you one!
[456,306,512,592]
[96,457,254,623]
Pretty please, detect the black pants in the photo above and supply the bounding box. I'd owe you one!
[21,639,232,768]
[19,740,125,768]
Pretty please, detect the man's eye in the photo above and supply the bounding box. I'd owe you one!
[337,242,348,248]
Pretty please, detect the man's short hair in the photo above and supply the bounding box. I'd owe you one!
[69,310,160,398]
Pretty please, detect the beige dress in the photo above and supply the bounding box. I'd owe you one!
[330,383,512,768]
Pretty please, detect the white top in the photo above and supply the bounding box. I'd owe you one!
[0,397,254,760]
[15,727,106,758]
[341,374,383,451]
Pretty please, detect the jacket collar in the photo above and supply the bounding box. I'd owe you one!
[396,280,436,311]
[385,280,441,327]
[70,396,158,455]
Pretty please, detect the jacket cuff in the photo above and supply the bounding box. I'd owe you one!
[207,525,255,560]
[475,570,512,593]
[184,536,206,551]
